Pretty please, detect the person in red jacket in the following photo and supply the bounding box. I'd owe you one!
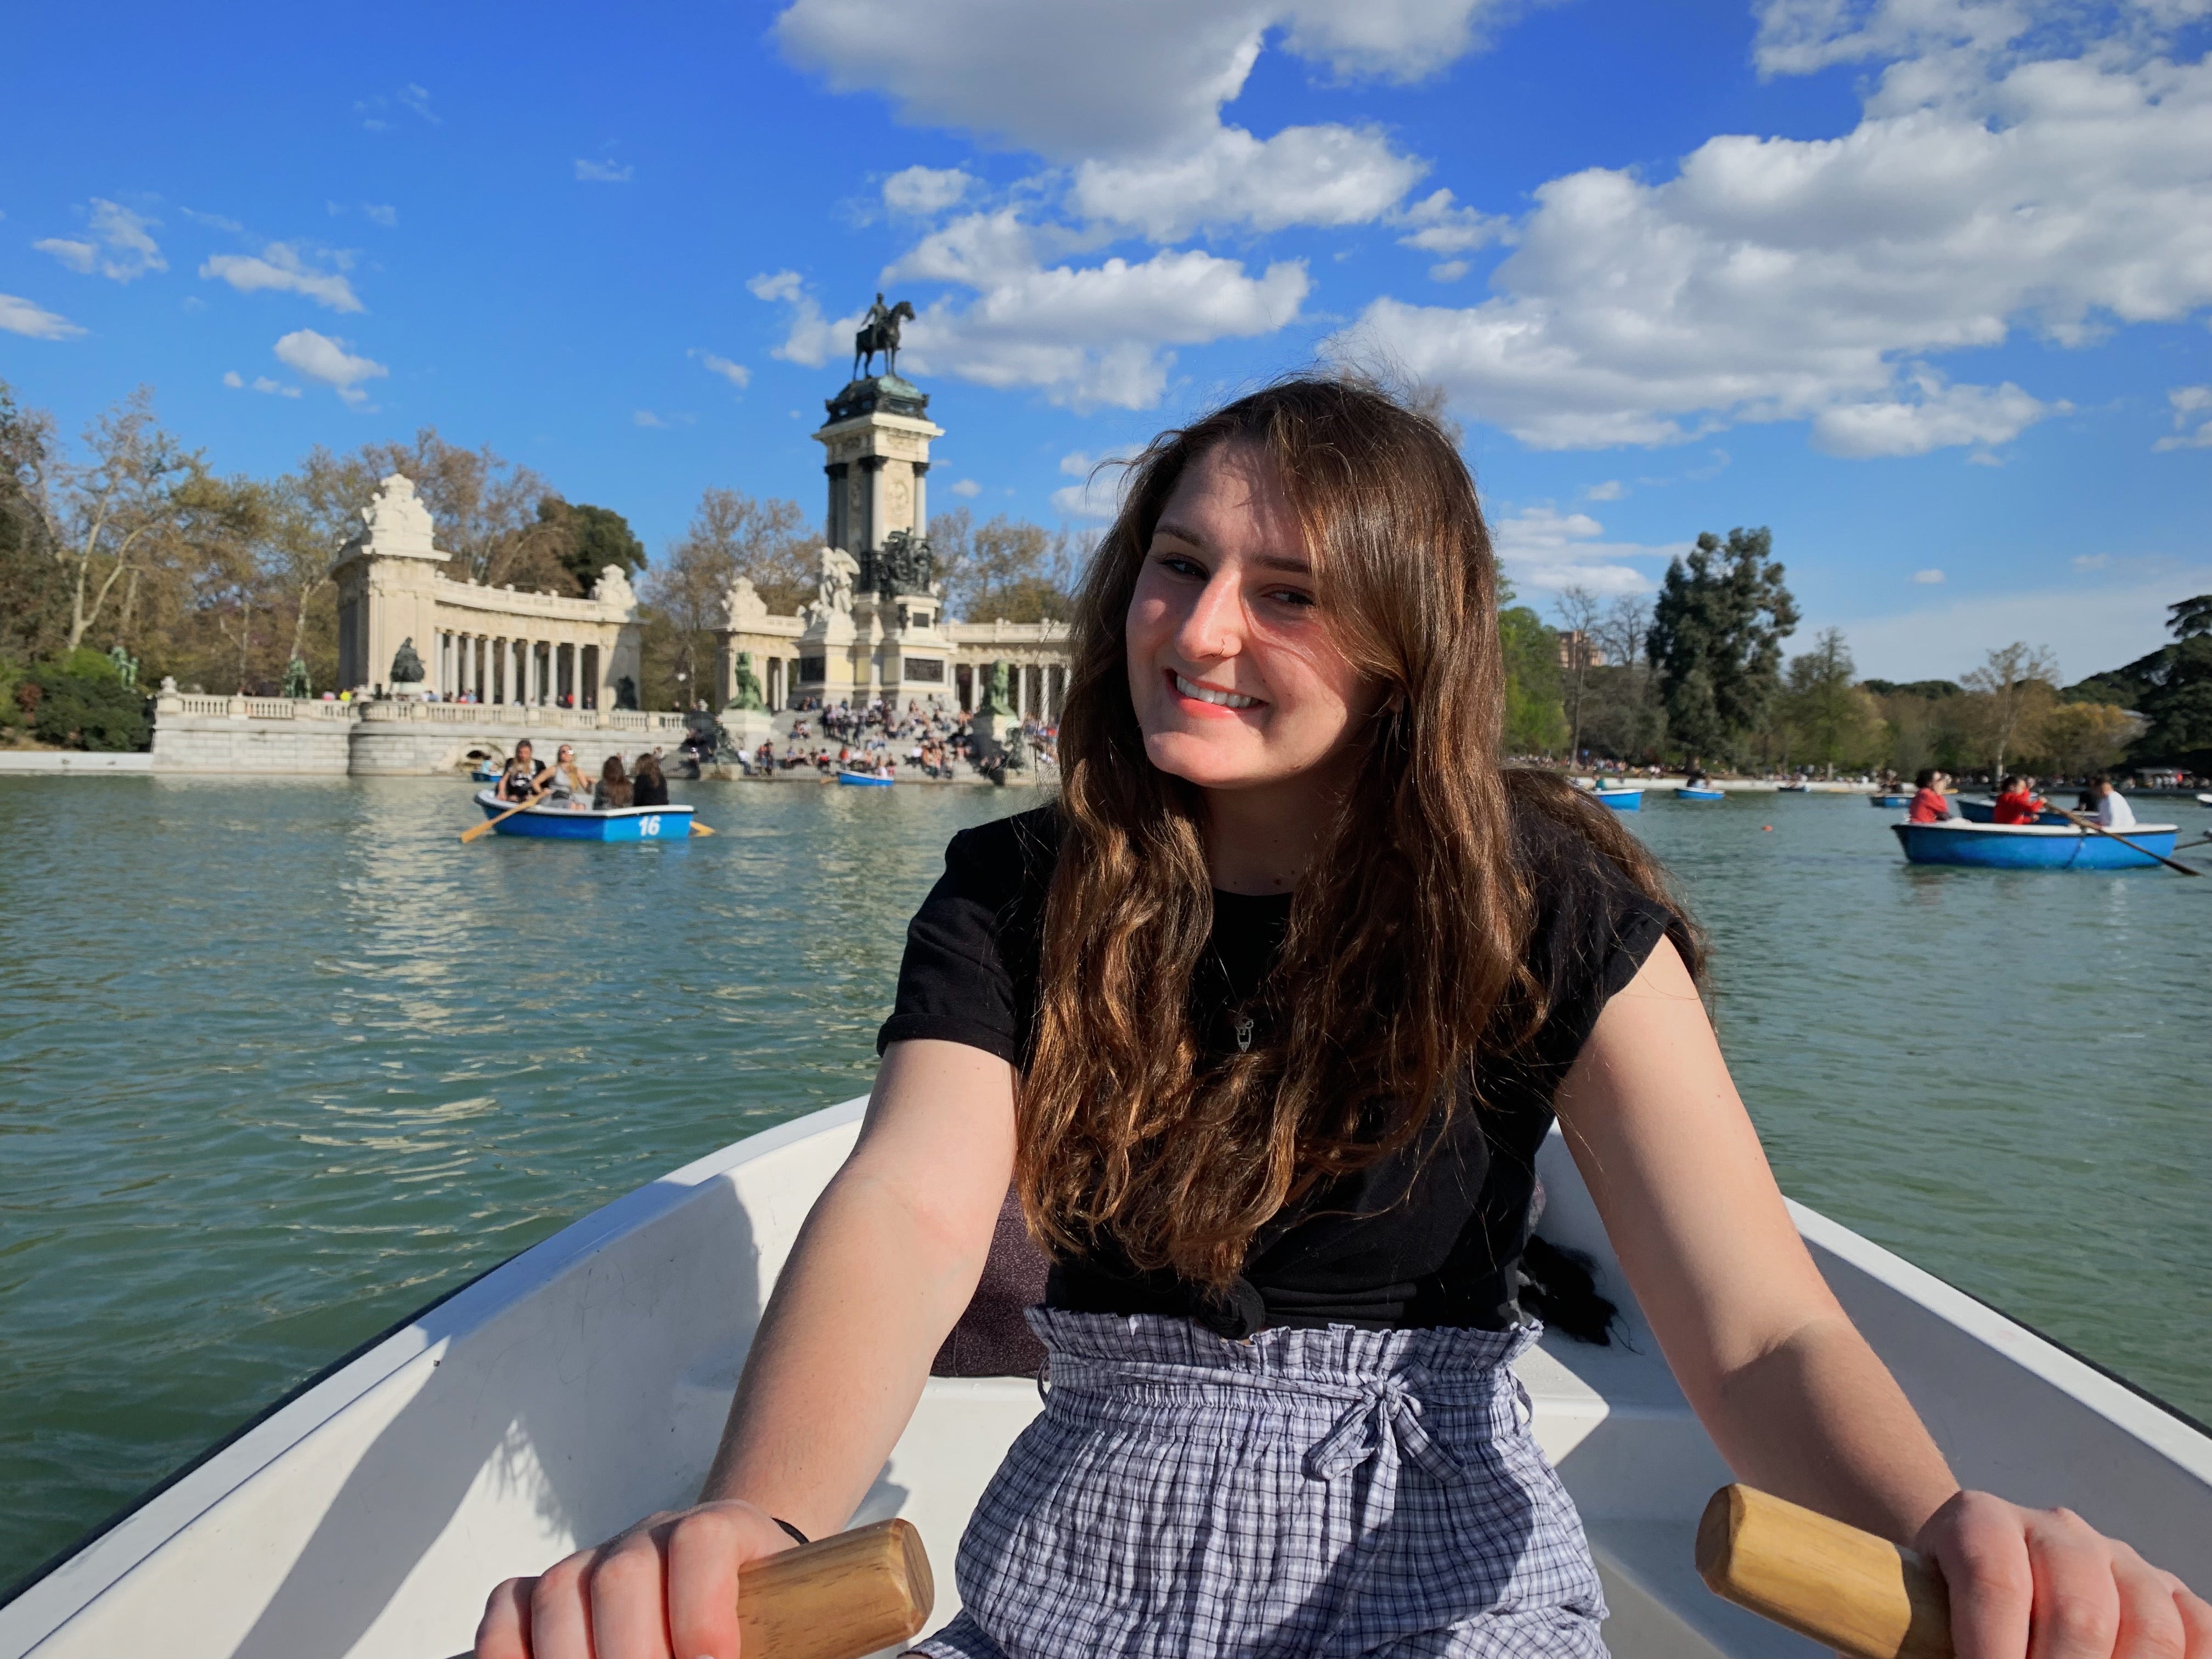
[1907,768,1957,822]
[1990,775,2049,824]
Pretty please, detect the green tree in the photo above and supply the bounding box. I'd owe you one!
[1646,527,1798,766]
[0,382,69,663]
[538,498,647,593]
[27,648,149,751]
[1552,585,1604,764]
[1779,628,1884,774]
[1498,605,1567,755]
[2076,595,2212,768]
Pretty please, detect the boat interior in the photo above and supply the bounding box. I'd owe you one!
[5,1099,2208,1659]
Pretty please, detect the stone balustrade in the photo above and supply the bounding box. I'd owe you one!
[147,687,689,775]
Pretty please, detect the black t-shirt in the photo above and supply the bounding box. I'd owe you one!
[879,802,1674,1336]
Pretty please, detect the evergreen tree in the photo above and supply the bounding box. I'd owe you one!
[1646,527,1798,765]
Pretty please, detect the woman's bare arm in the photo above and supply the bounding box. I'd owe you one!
[1552,936,1956,1542]
[1555,938,2207,1659]
[475,1037,1015,1659]
[701,1037,1018,1533]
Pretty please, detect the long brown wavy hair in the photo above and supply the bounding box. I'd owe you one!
[1020,374,1696,1291]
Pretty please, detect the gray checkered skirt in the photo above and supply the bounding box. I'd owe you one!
[911,1308,1607,1658]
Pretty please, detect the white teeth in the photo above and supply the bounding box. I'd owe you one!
[1173,671,1260,709]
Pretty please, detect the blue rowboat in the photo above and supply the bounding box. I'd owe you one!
[1891,819,2179,870]
[1593,788,1642,811]
[1957,796,2070,826]
[1869,793,1911,809]
[472,789,695,841]
[469,764,501,783]
[837,769,895,787]
[1675,787,1725,802]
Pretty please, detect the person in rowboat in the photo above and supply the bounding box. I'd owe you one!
[2075,773,2137,831]
[1908,767,1960,822]
[475,378,2207,1659]
[1991,775,2050,825]
[494,740,546,804]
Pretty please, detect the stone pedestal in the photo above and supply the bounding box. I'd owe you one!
[720,708,777,752]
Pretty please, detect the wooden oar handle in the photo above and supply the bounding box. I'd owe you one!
[1698,1486,1950,1659]
[443,1519,932,1659]
[738,1518,934,1659]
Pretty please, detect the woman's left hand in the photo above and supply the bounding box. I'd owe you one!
[1918,1489,2211,1659]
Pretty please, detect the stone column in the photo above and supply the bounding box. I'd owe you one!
[864,456,887,552]
[912,460,929,538]
[506,637,520,706]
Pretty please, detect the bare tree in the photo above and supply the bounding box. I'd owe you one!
[291,428,571,590]
[933,507,1076,622]
[1961,641,2060,782]
[643,489,811,699]
[1553,585,1604,766]
[15,389,205,650]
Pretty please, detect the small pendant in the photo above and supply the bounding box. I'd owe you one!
[1234,1018,1254,1054]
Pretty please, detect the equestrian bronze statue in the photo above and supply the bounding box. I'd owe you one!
[852,293,916,381]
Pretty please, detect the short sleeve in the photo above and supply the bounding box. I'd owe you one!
[1513,809,1684,1085]
[876,810,1057,1064]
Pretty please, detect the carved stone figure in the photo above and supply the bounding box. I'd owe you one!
[721,575,770,630]
[862,529,935,600]
[1003,723,1030,771]
[976,660,1009,716]
[342,474,441,562]
[814,547,859,616]
[851,292,917,380]
[590,565,637,615]
[390,636,426,685]
[281,656,311,699]
[108,645,139,689]
[728,651,767,712]
[616,675,639,711]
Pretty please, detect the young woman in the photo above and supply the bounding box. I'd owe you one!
[476,379,2204,1659]
[592,754,633,811]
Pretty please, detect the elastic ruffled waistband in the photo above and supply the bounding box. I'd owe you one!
[1024,1307,1534,1392]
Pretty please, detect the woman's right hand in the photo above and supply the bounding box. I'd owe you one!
[473,1498,797,1659]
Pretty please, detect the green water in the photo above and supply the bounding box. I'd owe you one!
[1,778,2207,1588]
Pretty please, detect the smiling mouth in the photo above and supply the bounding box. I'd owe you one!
[1171,670,1262,710]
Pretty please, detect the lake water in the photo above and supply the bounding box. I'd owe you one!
[2,776,2207,1588]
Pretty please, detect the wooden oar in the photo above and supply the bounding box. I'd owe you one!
[1699,1485,1950,1659]
[460,787,550,844]
[690,819,716,836]
[2062,810,2202,876]
[441,1518,932,1659]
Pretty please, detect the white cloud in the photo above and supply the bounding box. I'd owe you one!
[1837,565,2212,683]
[883,165,974,215]
[891,247,1311,408]
[224,369,302,398]
[2153,383,2212,450]
[34,239,96,273]
[693,350,752,389]
[1332,21,2212,454]
[575,159,634,183]
[1,294,84,340]
[1585,479,1624,500]
[748,269,805,304]
[1051,451,1131,519]
[357,83,439,131]
[363,203,398,227]
[775,0,1515,160]
[1394,187,1510,254]
[1488,505,1684,595]
[1071,122,1425,239]
[949,477,983,498]
[752,274,849,369]
[274,329,388,407]
[1429,259,1471,282]
[36,199,165,282]
[200,244,363,312]
[2073,553,2110,571]
[1912,567,1946,583]
[1811,369,2061,458]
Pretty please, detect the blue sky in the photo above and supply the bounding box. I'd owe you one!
[3,0,2206,681]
